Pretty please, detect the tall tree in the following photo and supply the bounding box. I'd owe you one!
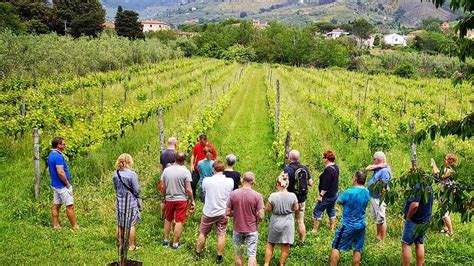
[8,0,52,33]
[351,18,375,40]
[0,2,26,34]
[423,0,473,61]
[52,0,105,38]
[115,6,144,40]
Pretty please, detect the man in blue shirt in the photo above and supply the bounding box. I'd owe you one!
[401,185,433,266]
[330,171,370,266]
[366,151,392,242]
[47,137,78,230]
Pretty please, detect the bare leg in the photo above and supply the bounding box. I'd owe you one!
[128,225,136,250]
[280,244,290,265]
[52,204,61,229]
[173,222,184,244]
[311,219,321,234]
[352,251,361,266]
[196,233,207,253]
[415,243,425,266]
[330,249,340,266]
[402,243,412,266]
[248,256,257,266]
[329,219,336,231]
[264,243,275,266]
[376,223,386,242]
[297,219,306,242]
[65,205,78,229]
[235,255,243,266]
[217,234,226,256]
[443,216,454,235]
[164,219,172,241]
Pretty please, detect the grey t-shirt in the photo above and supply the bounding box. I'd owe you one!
[161,164,192,201]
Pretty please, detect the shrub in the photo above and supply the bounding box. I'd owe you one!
[394,62,415,78]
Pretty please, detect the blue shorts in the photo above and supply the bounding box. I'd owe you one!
[313,196,337,220]
[332,225,366,252]
[401,221,425,245]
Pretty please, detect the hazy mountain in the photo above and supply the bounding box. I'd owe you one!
[101,0,460,29]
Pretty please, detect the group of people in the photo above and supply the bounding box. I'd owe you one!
[46,134,458,265]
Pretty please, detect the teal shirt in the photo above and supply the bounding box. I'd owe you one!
[338,187,370,229]
[198,159,214,185]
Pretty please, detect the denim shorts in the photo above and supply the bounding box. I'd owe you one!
[332,225,366,252]
[233,231,259,257]
[401,220,425,245]
[313,195,337,220]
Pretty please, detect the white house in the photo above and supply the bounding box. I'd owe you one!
[383,33,407,47]
[326,28,349,39]
[142,20,171,32]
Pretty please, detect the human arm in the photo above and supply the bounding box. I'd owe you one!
[265,202,273,212]
[307,167,313,187]
[405,201,419,221]
[318,168,330,201]
[56,166,71,188]
[337,190,347,205]
[430,158,440,175]
[226,193,233,217]
[292,202,299,212]
[366,162,388,171]
[131,172,141,198]
[257,196,265,221]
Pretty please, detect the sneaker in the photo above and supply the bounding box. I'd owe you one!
[162,240,170,247]
[172,242,182,249]
[216,255,223,264]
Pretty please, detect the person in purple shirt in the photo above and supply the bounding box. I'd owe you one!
[226,172,264,266]
[47,137,78,230]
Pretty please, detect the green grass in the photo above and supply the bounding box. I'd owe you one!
[0,61,473,265]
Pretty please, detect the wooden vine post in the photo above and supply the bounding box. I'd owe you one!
[276,80,281,133]
[363,77,369,107]
[179,83,183,101]
[409,119,417,170]
[158,108,164,152]
[210,85,214,105]
[284,131,291,165]
[33,128,40,198]
[100,80,105,114]
[356,93,362,143]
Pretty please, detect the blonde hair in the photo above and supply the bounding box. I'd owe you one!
[115,153,134,170]
[277,172,289,188]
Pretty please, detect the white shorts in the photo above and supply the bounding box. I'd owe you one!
[53,186,74,206]
[370,198,386,224]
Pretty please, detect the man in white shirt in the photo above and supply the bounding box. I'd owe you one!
[195,160,234,264]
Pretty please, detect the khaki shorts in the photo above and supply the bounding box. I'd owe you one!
[295,202,306,223]
[370,198,386,224]
[53,186,74,206]
[199,214,228,236]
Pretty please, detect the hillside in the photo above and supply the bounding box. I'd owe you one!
[102,0,459,29]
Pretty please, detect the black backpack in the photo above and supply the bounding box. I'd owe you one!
[290,164,309,195]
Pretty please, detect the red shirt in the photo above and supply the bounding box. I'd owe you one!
[192,142,217,170]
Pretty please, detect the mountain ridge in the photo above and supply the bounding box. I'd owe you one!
[101,0,459,29]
